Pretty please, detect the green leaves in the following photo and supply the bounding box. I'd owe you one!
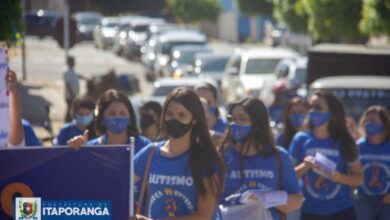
[167,0,221,23]
[360,0,390,36]
[273,0,309,33]
[237,0,274,16]
[0,0,22,41]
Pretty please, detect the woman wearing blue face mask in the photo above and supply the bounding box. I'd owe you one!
[219,97,303,220]
[354,106,390,220]
[68,89,151,154]
[55,96,97,145]
[276,96,309,149]
[289,90,363,220]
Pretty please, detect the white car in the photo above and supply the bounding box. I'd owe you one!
[221,47,298,104]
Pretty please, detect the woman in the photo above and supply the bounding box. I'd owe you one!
[354,105,390,220]
[68,89,150,154]
[276,96,309,149]
[219,97,302,220]
[289,90,363,220]
[55,95,97,145]
[131,87,224,220]
[139,101,164,142]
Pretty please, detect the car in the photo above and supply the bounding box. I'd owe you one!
[25,10,60,39]
[72,12,102,41]
[93,17,119,49]
[191,53,230,87]
[153,30,207,79]
[274,57,308,97]
[151,77,217,104]
[168,45,213,78]
[271,25,312,54]
[221,47,298,103]
[310,75,390,122]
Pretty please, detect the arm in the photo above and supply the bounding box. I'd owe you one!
[67,130,88,150]
[275,192,303,213]
[330,160,364,187]
[6,70,24,146]
[294,155,315,178]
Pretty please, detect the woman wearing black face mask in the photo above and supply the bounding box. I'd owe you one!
[130,87,224,220]
[139,101,164,142]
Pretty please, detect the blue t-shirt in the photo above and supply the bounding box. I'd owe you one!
[268,105,284,124]
[289,131,354,215]
[356,137,390,196]
[221,146,300,220]
[55,122,83,145]
[22,119,40,146]
[87,135,151,155]
[276,133,285,148]
[135,142,212,218]
[213,118,227,135]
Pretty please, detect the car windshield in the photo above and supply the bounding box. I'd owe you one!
[330,88,390,121]
[245,58,281,74]
[295,68,307,84]
[152,85,192,96]
[197,57,229,73]
[174,50,208,64]
[133,25,148,32]
[104,22,118,28]
[161,42,204,55]
[79,17,100,25]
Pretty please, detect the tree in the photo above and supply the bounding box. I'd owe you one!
[167,0,221,23]
[84,0,168,15]
[237,0,274,16]
[0,0,22,41]
[302,0,365,42]
[273,0,309,33]
[360,0,390,37]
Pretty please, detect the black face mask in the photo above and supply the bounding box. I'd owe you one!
[164,119,193,139]
[141,114,155,130]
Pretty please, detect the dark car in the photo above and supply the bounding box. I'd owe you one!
[72,12,102,41]
[25,10,60,39]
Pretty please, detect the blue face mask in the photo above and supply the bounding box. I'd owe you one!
[309,111,330,127]
[230,123,252,143]
[289,114,306,129]
[365,123,384,136]
[103,116,130,134]
[75,113,94,127]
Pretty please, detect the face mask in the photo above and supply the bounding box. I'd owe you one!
[141,114,155,130]
[75,113,94,126]
[164,119,192,139]
[103,116,130,134]
[309,111,330,127]
[289,114,306,129]
[208,106,218,115]
[365,123,384,136]
[230,123,252,143]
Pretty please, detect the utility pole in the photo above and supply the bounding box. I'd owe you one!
[21,0,27,81]
[64,0,70,59]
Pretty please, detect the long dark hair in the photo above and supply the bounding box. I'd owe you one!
[220,97,276,157]
[95,89,139,137]
[359,105,390,140]
[312,90,358,162]
[160,87,224,199]
[282,97,309,148]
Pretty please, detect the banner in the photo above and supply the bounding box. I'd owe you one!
[0,146,132,220]
[0,47,9,148]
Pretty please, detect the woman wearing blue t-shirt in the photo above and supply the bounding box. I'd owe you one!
[276,96,309,149]
[354,105,390,220]
[289,90,363,220]
[219,97,303,220]
[68,89,150,154]
[131,87,224,220]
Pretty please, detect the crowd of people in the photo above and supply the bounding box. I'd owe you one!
[4,67,390,220]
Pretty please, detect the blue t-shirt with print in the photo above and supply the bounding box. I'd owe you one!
[356,137,390,196]
[221,146,300,220]
[22,119,40,146]
[213,118,227,135]
[289,131,355,215]
[276,133,285,148]
[87,135,151,155]
[55,122,83,145]
[135,142,210,218]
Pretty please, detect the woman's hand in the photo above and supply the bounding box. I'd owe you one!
[303,155,316,170]
[329,171,342,183]
[5,70,18,94]
[67,130,88,150]
[383,193,390,204]
[129,214,153,220]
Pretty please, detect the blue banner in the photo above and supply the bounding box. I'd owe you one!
[0,146,131,220]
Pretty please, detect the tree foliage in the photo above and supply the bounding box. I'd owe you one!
[237,0,274,16]
[167,0,221,23]
[84,0,168,15]
[302,0,365,42]
[360,0,390,36]
[0,0,22,41]
[273,0,308,33]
